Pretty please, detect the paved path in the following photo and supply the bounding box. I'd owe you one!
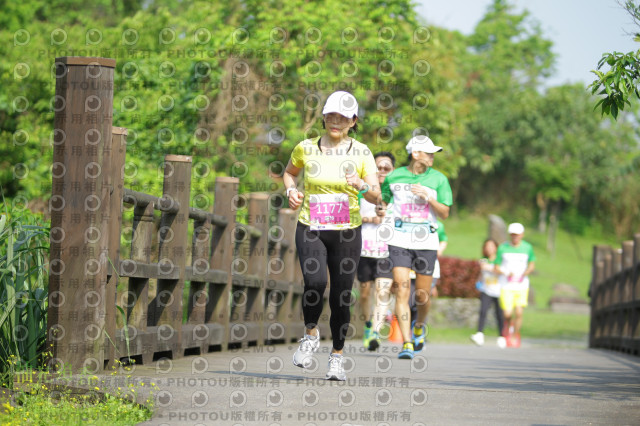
[95,337,640,425]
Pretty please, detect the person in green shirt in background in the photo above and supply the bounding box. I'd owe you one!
[495,223,536,348]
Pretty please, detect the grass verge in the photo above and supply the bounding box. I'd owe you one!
[0,361,154,425]
[0,387,152,426]
[426,308,589,345]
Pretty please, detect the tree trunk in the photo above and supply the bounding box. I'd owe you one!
[450,175,462,217]
[537,192,547,233]
[546,201,560,256]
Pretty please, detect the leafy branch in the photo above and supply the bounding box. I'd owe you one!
[589,50,640,119]
[589,0,640,119]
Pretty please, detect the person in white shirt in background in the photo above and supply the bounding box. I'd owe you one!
[358,152,395,351]
[470,239,507,348]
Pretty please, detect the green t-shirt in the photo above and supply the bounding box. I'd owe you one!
[495,240,536,290]
[291,137,377,230]
[380,166,452,249]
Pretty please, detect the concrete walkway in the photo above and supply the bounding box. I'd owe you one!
[94,337,640,425]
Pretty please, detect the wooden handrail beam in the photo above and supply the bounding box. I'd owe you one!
[188,207,228,227]
[123,188,180,214]
[235,223,262,240]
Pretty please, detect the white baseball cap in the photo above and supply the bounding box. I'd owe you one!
[322,91,359,118]
[406,135,443,154]
[508,222,525,234]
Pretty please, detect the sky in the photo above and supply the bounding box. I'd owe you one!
[415,0,639,87]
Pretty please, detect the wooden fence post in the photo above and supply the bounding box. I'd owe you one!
[48,57,115,373]
[277,208,303,343]
[590,245,606,347]
[622,241,634,304]
[207,177,239,350]
[613,249,622,306]
[262,197,291,345]
[123,201,155,364]
[245,193,270,344]
[590,245,609,297]
[230,194,250,347]
[183,215,211,355]
[634,235,640,301]
[148,155,191,360]
[104,127,127,368]
[632,235,640,354]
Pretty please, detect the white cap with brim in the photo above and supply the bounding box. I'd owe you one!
[322,91,359,118]
[406,135,443,154]
[508,223,525,234]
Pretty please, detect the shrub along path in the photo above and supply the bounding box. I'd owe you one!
[82,338,640,425]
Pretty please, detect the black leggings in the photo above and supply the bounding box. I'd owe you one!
[477,292,505,335]
[295,222,362,351]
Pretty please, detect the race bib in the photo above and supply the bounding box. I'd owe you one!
[399,200,429,222]
[362,239,388,257]
[309,193,350,229]
[485,275,500,293]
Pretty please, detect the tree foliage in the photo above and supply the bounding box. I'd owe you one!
[458,0,555,176]
[590,0,640,119]
[1,0,639,239]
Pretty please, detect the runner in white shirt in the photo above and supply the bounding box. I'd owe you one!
[358,152,395,351]
[470,239,507,348]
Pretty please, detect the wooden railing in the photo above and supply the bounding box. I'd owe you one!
[589,234,640,355]
[47,56,337,372]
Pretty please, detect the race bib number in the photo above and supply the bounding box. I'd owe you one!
[485,275,500,292]
[399,200,429,222]
[362,239,388,256]
[309,193,350,229]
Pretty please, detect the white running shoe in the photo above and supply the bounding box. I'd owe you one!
[325,353,346,381]
[497,336,507,349]
[293,330,320,368]
[470,331,485,346]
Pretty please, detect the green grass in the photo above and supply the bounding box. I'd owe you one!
[0,386,152,426]
[0,361,155,425]
[427,309,590,344]
[521,309,590,340]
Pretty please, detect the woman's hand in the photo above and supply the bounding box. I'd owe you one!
[345,172,363,190]
[283,160,303,209]
[288,188,304,209]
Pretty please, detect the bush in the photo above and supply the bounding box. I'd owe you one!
[437,257,481,298]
